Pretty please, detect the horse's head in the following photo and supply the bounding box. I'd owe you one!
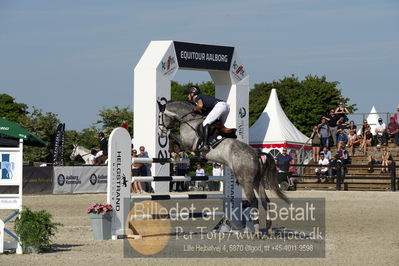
[157,100,198,138]
[157,100,174,138]
[70,144,78,160]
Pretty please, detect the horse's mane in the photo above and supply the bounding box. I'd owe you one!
[167,100,195,107]
[166,100,195,112]
[165,100,203,119]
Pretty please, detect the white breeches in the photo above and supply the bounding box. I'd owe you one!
[203,102,230,126]
[94,151,103,159]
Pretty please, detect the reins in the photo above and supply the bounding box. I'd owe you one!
[160,107,203,138]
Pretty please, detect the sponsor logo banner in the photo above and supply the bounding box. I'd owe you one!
[160,55,177,76]
[230,60,247,81]
[1,154,14,180]
[53,166,108,194]
[174,41,234,71]
[0,150,21,186]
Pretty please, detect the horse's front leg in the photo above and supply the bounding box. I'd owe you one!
[169,132,185,151]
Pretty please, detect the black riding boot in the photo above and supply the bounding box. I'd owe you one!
[200,124,211,152]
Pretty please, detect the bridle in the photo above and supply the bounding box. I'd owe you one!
[158,103,203,136]
[70,145,90,159]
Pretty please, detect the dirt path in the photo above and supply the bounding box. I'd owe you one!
[1,191,398,265]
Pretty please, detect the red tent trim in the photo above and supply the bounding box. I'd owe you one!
[250,143,312,150]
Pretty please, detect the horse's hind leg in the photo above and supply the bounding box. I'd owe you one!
[241,183,260,234]
[258,184,272,233]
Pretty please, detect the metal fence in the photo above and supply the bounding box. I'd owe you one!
[288,161,398,192]
[346,111,397,127]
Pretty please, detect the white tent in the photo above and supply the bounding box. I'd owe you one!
[358,106,380,136]
[249,89,310,152]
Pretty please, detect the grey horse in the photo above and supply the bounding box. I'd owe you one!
[157,100,289,233]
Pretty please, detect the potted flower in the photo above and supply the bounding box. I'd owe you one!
[87,203,113,240]
[14,207,62,254]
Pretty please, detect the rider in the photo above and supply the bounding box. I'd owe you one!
[95,132,108,161]
[186,86,230,151]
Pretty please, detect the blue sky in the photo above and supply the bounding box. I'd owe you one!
[1,0,398,130]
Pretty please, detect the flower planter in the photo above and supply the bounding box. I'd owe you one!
[89,212,112,240]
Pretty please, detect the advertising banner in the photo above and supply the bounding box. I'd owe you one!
[53,123,65,166]
[174,41,234,71]
[107,127,131,238]
[0,150,22,186]
[53,166,107,194]
[0,142,23,211]
[23,166,54,194]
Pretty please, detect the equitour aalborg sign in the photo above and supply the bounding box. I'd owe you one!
[174,41,234,71]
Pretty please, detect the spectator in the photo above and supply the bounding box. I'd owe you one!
[315,153,330,182]
[375,118,388,146]
[172,148,189,192]
[318,118,330,148]
[275,148,293,172]
[387,117,399,146]
[335,102,350,121]
[359,120,372,155]
[347,120,357,135]
[310,126,321,163]
[347,130,360,156]
[328,154,344,182]
[321,146,332,161]
[323,110,338,146]
[337,116,348,132]
[138,145,148,157]
[337,145,350,166]
[138,145,152,192]
[381,147,392,173]
[367,144,383,173]
[336,129,348,150]
[131,149,144,193]
[211,162,223,191]
[138,145,151,174]
[195,163,205,190]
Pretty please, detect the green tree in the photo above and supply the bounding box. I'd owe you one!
[95,106,133,137]
[77,127,98,149]
[249,75,356,135]
[20,107,60,162]
[0,94,28,123]
[171,81,215,100]
[67,107,133,164]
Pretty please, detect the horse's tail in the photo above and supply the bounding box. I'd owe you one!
[258,152,290,204]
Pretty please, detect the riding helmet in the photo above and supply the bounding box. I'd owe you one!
[186,86,201,95]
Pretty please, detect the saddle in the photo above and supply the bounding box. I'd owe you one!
[198,121,237,149]
[95,155,108,165]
